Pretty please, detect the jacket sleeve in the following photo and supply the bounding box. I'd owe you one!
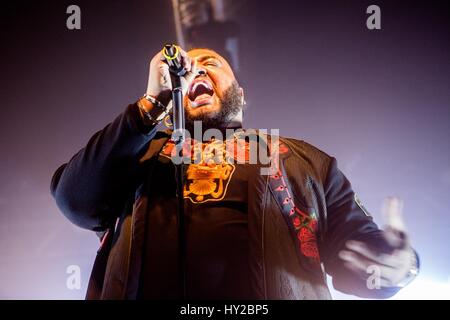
[50,103,158,231]
[320,157,401,299]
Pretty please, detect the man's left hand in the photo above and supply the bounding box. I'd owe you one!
[338,202,418,288]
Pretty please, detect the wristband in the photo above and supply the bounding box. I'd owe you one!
[137,94,170,126]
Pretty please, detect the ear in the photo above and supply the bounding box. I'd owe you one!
[239,87,246,106]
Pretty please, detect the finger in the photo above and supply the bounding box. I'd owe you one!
[343,260,398,286]
[382,196,406,232]
[378,265,405,286]
[339,249,394,275]
[181,59,198,95]
[157,62,172,90]
[345,240,399,268]
[342,261,367,279]
[365,273,398,288]
[385,227,410,250]
[178,47,188,58]
[185,58,197,81]
[382,197,408,248]
[150,51,164,71]
[166,100,173,112]
[339,250,371,273]
[379,278,396,288]
[178,48,192,72]
[340,250,397,282]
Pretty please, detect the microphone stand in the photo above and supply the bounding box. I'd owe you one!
[165,46,187,300]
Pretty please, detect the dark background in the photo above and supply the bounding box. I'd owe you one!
[0,0,449,299]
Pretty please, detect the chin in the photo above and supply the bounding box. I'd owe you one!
[187,103,220,118]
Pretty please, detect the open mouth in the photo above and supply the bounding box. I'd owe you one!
[188,79,215,108]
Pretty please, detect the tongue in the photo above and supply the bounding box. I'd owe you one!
[194,93,212,102]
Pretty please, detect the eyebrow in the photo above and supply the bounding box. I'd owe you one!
[196,55,220,63]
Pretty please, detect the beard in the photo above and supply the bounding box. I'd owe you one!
[185,80,243,134]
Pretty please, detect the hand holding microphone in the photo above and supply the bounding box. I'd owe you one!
[143,45,197,112]
[162,45,188,77]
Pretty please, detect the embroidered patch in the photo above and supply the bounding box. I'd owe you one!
[354,193,371,217]
[184,162,235,203]
[160,139,243,204]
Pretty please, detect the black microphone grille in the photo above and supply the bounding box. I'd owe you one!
[163,44,179,60]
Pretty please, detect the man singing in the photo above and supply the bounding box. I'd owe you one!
[51,47,419,299]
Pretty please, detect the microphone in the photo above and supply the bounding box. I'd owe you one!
[162,44,188,299]
[162,44,187,77]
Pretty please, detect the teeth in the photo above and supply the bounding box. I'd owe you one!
[190,80,212,95]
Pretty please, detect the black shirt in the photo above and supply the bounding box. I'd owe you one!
[138,143,252,299]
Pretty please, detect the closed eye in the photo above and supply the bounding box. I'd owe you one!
[204,60,221,67]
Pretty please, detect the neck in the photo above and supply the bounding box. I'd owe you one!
[185,110,243,138]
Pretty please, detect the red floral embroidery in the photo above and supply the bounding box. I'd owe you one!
[225,139,250,162]
[160,139,193,158]
[298,227,314,242]
[297,226,319,260]
[278,142,289,154]
[270,165,321,264]
[161,138,252,164]
[301,242,320,259]
[309,219,318,231]
[293,216,301,228]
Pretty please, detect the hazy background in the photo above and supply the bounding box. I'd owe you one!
[0,0,449,299]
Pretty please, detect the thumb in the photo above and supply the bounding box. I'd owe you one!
[384,226,409,250]
[382,196,408,249]
[182,59,198,95]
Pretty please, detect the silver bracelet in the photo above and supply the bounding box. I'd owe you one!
[137,94,170,126]
[396,249,420,288]
[143,94,166,110]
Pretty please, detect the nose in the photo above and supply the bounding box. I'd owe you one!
[196,67,207,76]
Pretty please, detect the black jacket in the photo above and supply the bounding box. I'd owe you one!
[51,103,401,299]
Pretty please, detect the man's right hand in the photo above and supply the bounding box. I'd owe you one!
[144,47,197,112]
